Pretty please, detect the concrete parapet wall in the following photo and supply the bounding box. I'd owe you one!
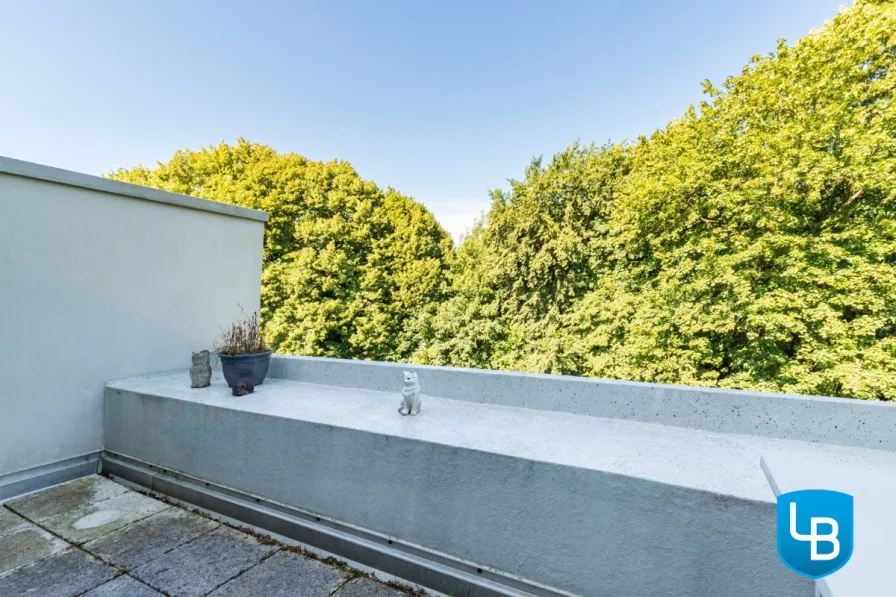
[272,355,896,452]
[104,373,821,597]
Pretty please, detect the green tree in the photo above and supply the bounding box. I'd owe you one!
[410,143,630,373]
[110,140,453,361]
[113,0,896,401]
[418,0,896,400]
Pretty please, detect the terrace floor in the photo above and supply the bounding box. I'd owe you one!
[0,475,411,597]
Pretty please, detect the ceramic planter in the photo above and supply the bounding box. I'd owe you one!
[219,350,272,388]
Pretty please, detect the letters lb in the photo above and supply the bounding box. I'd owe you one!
[777,489,854,579]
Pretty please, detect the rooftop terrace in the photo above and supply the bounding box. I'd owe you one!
[2,158,893,597]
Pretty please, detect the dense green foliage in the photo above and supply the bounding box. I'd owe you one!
[414,0,896,400]
[110,141,453,361]
[113,0,896,400]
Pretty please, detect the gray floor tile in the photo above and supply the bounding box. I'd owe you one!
[42,490,170,545]
[83,574,166,596]
[0,548,116,597]
[2,479,404,597]
[0,507,29,537]
[336,578,408,597]
[132,526,278,597]
[0,524,68,576]
[209,550,349,597]
[4,476,128,521]
[83,506,220,568]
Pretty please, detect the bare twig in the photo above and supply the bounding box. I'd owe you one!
[842,188,864,209]
[215,310,268,355]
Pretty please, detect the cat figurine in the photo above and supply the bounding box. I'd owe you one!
[398,370,421,416]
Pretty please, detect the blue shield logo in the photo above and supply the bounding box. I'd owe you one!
[777,489,853,579]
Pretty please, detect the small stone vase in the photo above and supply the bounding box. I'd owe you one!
[190,350,212,388]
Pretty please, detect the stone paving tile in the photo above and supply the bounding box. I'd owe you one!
[0,524,69,577]
[42,490,170,545]
[3,476,415,597]
[209,549,350,597]
[84,505,220,569]
[0,548,116,597]
[4,475,128,522]
[132,525,278,597]
[83,574,166,596]
[336,577,409,597]
[0,507,29,537]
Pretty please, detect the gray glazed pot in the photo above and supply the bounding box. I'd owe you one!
[218,350,272,388]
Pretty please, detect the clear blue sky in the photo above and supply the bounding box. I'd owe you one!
[0,0,846,239]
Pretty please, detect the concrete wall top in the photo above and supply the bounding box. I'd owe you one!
[0,155,269,223]
[270,355,896,452]
[105,371,896,503]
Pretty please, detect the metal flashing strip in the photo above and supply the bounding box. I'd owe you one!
[0,452,101,501]
[101,452,577,597]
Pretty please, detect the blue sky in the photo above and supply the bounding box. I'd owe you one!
[0,0,845,239]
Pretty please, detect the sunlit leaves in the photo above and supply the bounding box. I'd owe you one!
[111,140,453,362]
[416,0,896,400]
[110,0,896,400]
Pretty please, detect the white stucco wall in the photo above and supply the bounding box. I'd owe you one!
[0,157,267,477]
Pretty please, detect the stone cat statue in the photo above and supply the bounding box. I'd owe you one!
[398,370,421,416]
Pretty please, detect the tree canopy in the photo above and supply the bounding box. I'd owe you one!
[112,0,896,400]
[413,0,896,400]
[110,141,453,361]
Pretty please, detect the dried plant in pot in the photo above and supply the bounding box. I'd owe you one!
[215,310,272,389]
